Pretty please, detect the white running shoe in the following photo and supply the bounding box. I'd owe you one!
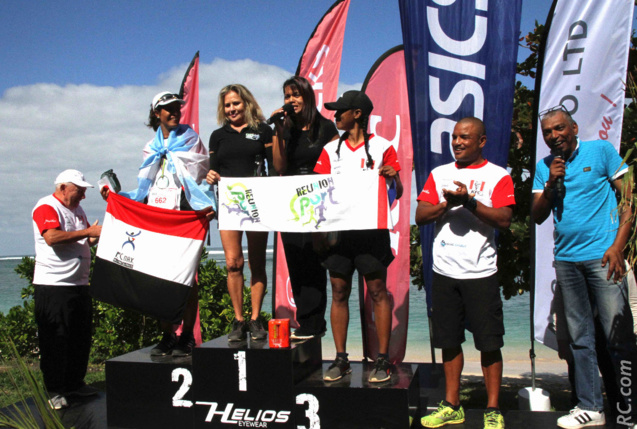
[557,407,605,428]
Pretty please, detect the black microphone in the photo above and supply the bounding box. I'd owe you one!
[266,104,294,125]
[552,147,565,198]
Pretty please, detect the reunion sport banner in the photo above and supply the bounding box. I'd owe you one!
[218,172,392,232]
[275,0,350,325]
[532,0,634,349]
[399,0,522,315]
[359,46,413,364]
[91,192,209,324]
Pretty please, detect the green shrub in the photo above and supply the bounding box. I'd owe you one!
[1,250,271,362]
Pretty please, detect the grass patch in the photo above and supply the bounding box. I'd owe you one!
[0,362,105,409]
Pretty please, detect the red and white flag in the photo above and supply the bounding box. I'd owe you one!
[91,192,209,324]
[360,47,413,363]
[275,0,350,325]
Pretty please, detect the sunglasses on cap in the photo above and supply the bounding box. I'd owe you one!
[153,93,181,110]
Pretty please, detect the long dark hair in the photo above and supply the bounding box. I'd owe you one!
[335,112,374,169]
[282,76,326,145]
[283,76,316,127]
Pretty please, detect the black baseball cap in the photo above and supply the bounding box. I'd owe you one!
[324,90,374,116]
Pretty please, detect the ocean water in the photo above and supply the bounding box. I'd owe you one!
[0,253,554,365]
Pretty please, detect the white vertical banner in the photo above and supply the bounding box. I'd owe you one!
[533,0,634,347]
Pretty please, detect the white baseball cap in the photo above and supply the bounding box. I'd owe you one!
[54,169,94,188]
[152,91,185,110]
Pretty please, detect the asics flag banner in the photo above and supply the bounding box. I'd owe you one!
[360,46,413,364]
[218,171,392,232]
[533,0,634,348]
[399,0,522,314]
[91,192,209,323]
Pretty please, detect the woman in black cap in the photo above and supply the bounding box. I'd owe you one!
[206,84,272,342]
[314,90,403,383]
[271,76,339,340]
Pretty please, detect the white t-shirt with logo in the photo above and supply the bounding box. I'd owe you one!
[417,160,515,279]
[32,194,91,285]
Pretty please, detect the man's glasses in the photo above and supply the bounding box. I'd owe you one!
[539,104,572,120]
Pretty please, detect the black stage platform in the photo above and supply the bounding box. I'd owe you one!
[1,336,628,429]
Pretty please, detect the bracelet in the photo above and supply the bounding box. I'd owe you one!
[463,196,477,212]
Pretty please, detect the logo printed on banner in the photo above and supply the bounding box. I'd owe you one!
[427,0,489,155]
[223,183,261,225]
[122,230,141,250]
[290,177,338,229]
[195,401,290,426]
[307,44,329,112]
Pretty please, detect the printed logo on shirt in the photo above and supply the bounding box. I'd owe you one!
[469,180,486,197]
[222,182,261,225]
[43,219,57,224]
[439,240,466,248]
[291,177,337,229]
[245,133,260,141]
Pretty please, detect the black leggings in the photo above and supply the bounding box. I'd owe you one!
[281,232,327,335]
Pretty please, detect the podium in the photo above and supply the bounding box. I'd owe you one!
[106,335,420,428]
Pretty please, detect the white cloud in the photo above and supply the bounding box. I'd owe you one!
[0,58,310,256]
[0,57,378,256]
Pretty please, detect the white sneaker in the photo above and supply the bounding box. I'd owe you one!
[557,407,605,428]
[48,394,69,410]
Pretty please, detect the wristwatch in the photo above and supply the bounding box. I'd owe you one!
[463,196,477,212]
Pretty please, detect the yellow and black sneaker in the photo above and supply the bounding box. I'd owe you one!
[421,401,465,428]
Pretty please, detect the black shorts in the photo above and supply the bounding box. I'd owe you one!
[322,229,394,277]
[430,272,504,352]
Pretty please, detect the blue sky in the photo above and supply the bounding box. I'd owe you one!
[0,0,583,256]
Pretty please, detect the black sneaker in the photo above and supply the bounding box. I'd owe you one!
[228,320,247,342]
[150,332,177,356]
[248,319,267,341]
[323,357,352,381]
[172,332,196,357]
[368,356,391,383]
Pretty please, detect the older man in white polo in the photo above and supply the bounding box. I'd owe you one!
[32,169,102,409]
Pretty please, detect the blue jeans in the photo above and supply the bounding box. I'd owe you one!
[555,259,637,416]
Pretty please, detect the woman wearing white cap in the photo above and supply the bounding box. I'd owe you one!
[102,91,214,357]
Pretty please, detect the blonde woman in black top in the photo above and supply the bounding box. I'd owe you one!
[207,84,272,341]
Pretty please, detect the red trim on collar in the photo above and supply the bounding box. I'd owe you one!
[455,159,488,169]
[345,134,375,152]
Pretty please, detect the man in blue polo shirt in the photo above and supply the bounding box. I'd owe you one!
[532,107,636,429]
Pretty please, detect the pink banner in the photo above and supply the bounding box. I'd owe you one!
[275,1,350,321]
[361,47,413,364]
[176,51,202,345]
[274,233,299,329]
[179,51,200,134]
[295,0,350,121]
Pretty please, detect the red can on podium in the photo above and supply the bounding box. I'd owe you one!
[268,319,290,348]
